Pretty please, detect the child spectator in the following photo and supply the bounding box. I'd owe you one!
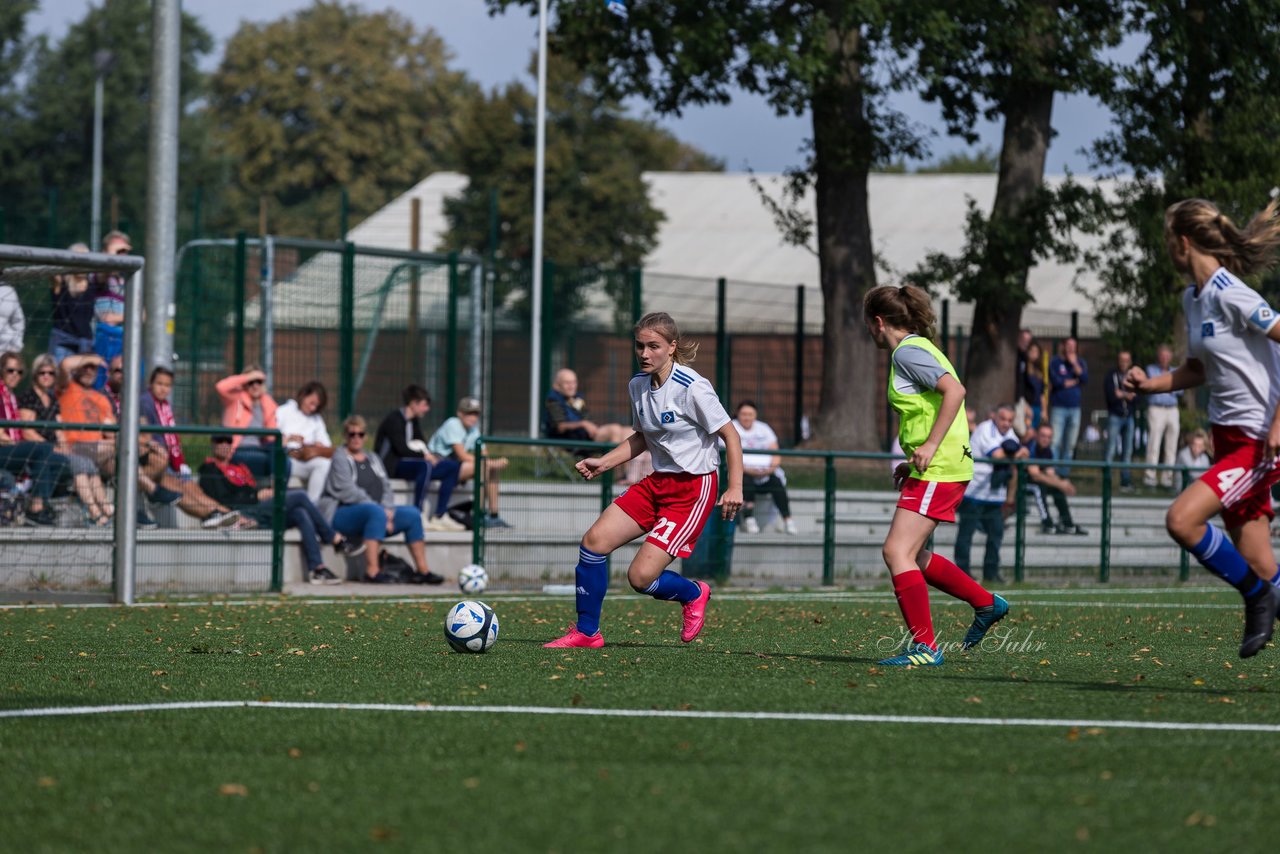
[427,397,510,528]
[374,384,463,531]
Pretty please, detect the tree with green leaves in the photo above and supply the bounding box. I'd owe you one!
[486,1,926,448]
[894,0,1119,411]
[1090,0,1280,361]
[207,1,478,239]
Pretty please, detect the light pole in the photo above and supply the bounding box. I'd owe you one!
[528,0,549,438]
[90,50,114,251]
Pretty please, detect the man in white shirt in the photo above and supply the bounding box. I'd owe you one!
[731,401,797,534]
[955,403,1027,583]
[274,381,334,502]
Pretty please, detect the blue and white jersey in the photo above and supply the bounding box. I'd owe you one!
[1184,267,1280,438]
[629,364,731,474]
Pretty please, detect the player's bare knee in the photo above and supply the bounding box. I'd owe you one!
[1165,505,1199,548]
[627,565,657,592]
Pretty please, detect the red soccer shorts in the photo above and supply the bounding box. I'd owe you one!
[614,470,719,558]
[896,477,968,523]
[1202,424,1280,529]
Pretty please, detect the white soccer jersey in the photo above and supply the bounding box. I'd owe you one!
[1184,268,1280,438]
[630,364,731,474]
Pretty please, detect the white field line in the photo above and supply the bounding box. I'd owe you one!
[0,700,1274,734]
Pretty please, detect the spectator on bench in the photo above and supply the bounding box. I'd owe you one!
[275,380,335,503]
[0,350,68,526]
[199,435,351,585]
[320,414,443,585]
[216,365,288,482]
[1176,428,1212,480]
[18,353,114,526]
[428,396,510,528]
[1026,422,1087,536]
[374,384,463,531]
[732,400,797,535]
[49,243,95,364]
[545,368,651,485]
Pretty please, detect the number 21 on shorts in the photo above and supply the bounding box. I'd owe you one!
[649,516,677,544]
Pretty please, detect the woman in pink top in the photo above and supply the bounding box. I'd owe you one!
[216,365,286,480]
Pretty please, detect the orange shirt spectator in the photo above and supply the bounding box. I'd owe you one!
[60,379,114,444]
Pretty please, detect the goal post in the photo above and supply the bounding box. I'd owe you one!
[0,243,145,604]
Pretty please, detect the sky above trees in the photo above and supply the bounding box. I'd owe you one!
[28,0,1124,175]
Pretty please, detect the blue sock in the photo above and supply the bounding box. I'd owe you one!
[1271,567,1280,589]
[574,546,608,636]
[642,570,701,603]
[1189,526,1264,598]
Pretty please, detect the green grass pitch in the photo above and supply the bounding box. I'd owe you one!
[2,587,1277,852]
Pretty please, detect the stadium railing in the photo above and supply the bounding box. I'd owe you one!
[471,436,1201,588]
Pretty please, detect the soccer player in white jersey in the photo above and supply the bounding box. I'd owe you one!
[544,312,744,648]
[1126,198,1280,658]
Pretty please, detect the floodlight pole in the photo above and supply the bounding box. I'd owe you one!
[143,0,181,371]
[90,72,105,250]
[528,0,549,438]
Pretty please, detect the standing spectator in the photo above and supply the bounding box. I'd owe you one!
[731,400,797,534]
[216,365,287,481]
[374,384,463,531]
[1048,337,1088,476]
[319,415,443,584]
[49,243,95,364]
[427,396,510,528]
[18,353,113,525]
[275,381,335,503]
[0,351,68,526]
[1017,340,1046,436]
[0,275,25,357]
[199,435,349,585]
[90,230,131,389]
[1026,423,1087,535]
[955,404,1027,583]
[1104,350,1138,492]
[1015,328,1033,394]
[1143,344,1182,489]
[1176,428,1212,479]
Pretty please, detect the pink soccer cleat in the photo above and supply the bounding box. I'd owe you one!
[543,625,605,649]
[680,581,712,643]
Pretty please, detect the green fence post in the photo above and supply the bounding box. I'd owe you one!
[822,454,836,586]
[941,299,950,355]
[340,241,356,418]
[0,206,6,242]
[339,187,349,240]
[630,267,643,373]
[47,187,58,247]
[793,285,805,446]
[472,438,486,567]
[1179,466,1191,582]
[233,231,247,372]
[446,251,460,407]
[1014,463,1027,583]
[716,277,728,408]
[270,436,286,593]
[1099,462,1112,583]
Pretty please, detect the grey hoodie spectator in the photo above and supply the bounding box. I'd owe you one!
[0,283,24,356]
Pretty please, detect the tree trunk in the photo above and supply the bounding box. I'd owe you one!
[963,82,1054,414]
[808,29,883,450]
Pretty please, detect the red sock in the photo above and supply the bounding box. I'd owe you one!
[922,553,995,608]
[891,570,936,650]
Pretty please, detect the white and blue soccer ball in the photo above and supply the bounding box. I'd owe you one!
[458,563,488,595]
[444,600,499,654]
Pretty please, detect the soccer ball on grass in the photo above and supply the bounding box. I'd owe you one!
[444,600,499,653]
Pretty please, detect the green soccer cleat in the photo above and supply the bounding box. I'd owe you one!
[963,594,1010,650]
[877,642,943,667]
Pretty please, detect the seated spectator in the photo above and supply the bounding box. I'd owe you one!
[1176,428,1212,480]
[545,368,651,485]
[1025,423,1087,536]
[103,354,123,416]
[90,230,131,389]
[275,380,335,503]
[1,351,68,526]
[216,365,289,481]
[319,415,443,584]
[138,366,240,529]
[0,274,25,357]
[49,243,95,364]
[373,384,463,532]
[731,401,797,535]
[18,353,113,525]
[427,397,510,528]
[956,403,1028,583]
[199,435,350,585]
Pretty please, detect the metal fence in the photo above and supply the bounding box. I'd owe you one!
[469,437,1200,589]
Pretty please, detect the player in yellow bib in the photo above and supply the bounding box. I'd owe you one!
[864,285,1009,666]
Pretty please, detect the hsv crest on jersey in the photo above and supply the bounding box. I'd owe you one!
[1249,304,1275,330]
[1201,321,1215,338]
[660,411,676,424]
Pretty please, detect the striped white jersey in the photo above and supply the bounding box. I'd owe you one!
[1184,268,1280,438]
[629,364,731,474]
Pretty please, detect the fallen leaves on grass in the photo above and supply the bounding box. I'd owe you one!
[218,783,248,797]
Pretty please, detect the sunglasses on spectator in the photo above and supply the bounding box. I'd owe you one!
[36,370,55,377]
[3,367,23,376]
[211,437,233,445]
[346,430,365,438]
[245,379,264,387]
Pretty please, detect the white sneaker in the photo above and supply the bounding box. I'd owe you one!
[742,517,759,534]
[783,519,799,535]
[425,514,466,532]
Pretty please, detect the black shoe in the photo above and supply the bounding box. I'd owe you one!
[1039,521,1055,534]
[408,571,445,585]
[1240,586,1280,658]
[1055,524,1088,536]
[136,508,158,530]
[309,567,342,585]
[151,486,182,506]
[362,571,397,584]
[24,506,56,527]
[336,536,365,557]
